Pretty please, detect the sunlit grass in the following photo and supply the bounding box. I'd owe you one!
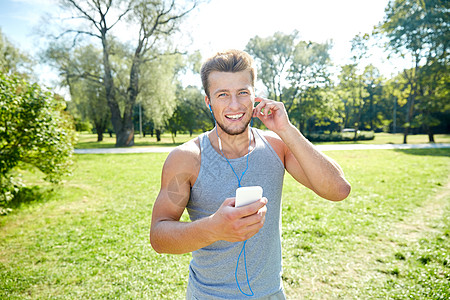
[0,149,449,299]
[75,132,199,148]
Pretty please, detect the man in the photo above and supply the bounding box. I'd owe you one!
[150,49,351,299]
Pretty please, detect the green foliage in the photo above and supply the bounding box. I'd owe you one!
[336,62,386,132]
[0,73,76,211]
[380,0,448,59]
[139,54,181,130]
[377,0,450,139]
[44,43,110,140]
[305,131,375,142]
[0,29,31,76]
[167,85,211,137]
[246,31,337,133]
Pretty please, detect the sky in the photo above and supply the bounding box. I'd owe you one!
[0,0,404,91]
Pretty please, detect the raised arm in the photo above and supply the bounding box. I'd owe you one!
[254,97,351,201]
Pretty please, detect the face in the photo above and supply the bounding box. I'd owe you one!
[206,71,255,136]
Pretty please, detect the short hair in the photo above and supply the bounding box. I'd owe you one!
[200,49,256,98]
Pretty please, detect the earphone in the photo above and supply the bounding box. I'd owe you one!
[209,103,223,151]
[208,101,255,297]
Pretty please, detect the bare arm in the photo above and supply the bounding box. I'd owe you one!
[279,125,350,201]
[150,144,267,254]
[254,97,351,201]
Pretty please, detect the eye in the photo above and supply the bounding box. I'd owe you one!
[217,92,227,98]
[239,91,249,96]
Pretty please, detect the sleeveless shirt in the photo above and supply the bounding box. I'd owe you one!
[186,128,286,299]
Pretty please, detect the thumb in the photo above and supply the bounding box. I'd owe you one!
[222,197,236,207]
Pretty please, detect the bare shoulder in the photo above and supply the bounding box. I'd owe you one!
[162,137,201,186]
[258,130,287,165]
[164,138,201,170]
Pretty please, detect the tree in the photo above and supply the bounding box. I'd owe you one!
[336,63,359,130]
[349,33,369,139]
[246,31,298,102]
[361,65,384,131]
[415,61,449,141]
[45,43,111,141]
[0,28,32,77]
[245,31,334,132]
[0,73,76,213]
[378,0,449,143]
[53,0,199,147]
[138,53,187,141]
[167,85,210,140]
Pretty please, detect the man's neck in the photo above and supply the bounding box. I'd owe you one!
[210,126,254,159]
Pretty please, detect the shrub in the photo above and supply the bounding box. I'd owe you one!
[305,131,375,142]
[0,73,76,213]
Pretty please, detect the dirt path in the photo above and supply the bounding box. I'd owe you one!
[393,181,450,242]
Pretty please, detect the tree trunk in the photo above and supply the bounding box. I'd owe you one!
[100,33,131,147]
[116,130,134,147]
[427,127,435,143]
[96,126,104,142]
[403,127,409,144]
[95,118,108,142]
[402,67,417,145]
[156,129,161,142]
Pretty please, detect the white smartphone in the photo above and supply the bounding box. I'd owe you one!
[235,186,263,207]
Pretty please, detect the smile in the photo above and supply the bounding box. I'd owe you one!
[225,113,244,120]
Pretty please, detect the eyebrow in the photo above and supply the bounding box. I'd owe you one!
[213,87,251,95]
[213,89,229,95]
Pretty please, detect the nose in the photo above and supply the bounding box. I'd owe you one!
[229,94,240,110]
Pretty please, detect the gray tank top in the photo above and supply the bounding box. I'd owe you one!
[186,128,285,299]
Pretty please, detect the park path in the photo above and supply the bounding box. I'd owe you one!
[74,143,450,154]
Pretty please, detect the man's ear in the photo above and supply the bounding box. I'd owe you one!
[204,96,211,109]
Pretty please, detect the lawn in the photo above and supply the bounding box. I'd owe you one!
[74,131,450,149]
[0,149,449,299]
[75,132,198,148]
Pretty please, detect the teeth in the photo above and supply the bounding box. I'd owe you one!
[226,113,244,120]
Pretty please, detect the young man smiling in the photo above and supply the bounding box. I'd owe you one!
[150,49,351,299]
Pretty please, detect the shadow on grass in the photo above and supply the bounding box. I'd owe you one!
[75,141,184,149]
[394,148,450,157]
[3,185,55,211]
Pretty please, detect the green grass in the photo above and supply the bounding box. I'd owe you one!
[75,132,198,148]
[329,132,450,145]
[75,131,450,149]
[0,149,449,299]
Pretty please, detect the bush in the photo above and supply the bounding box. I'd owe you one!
[305,131,375,142]
[0,73,76,213]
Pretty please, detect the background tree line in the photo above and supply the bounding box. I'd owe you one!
[42,0,447,145]
[4,0,450,149]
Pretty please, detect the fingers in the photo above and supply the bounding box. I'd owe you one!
[232,201,267,241]
[254,97,281,117]
[215,197,268,242]
[223,197,236,207]
[235,197,267,229]
[235,197,267,217]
